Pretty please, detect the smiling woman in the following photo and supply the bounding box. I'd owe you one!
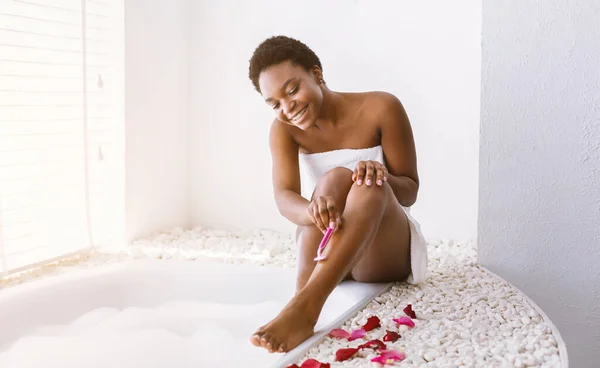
[247,35,429,353]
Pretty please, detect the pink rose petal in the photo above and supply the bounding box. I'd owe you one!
[392,316,415,328]
[370,350,406,365]
[328,328,350,339]
[348,328,366,341]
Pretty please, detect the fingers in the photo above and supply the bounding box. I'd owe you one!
[353,161,366,185]
[376,166,388,186]
[355,161,388,187]
[309,196,342,232]
[317,199,331,233]
[365,162,375,186]
[326,200,340,230]
[312,198,328,233]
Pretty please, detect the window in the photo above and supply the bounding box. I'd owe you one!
[0,0,125,275]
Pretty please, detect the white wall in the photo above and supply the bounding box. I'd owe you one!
[189,0,481,240]
[124,0,189,242]
[479,1,600,365]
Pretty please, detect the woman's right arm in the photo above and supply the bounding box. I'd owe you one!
[269,121,313,226]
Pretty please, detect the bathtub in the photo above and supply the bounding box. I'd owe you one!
[0,259,391,368]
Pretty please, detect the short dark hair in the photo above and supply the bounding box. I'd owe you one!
[248,35,322,93]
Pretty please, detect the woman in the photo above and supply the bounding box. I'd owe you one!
[248,35,428,353]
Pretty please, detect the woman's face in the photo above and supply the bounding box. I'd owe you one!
[258,60,323,130]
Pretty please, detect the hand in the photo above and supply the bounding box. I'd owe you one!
[352,160,388,187]
[307,196,342,233]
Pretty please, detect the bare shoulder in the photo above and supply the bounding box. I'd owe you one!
[356,91,408,129]
[363,91,404,115]
[269,119,299,155]
[269,118,295,141]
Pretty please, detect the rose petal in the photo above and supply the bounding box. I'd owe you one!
[328,328,351,339]
[358,339,386,350]
[286,365,300,368]
[392,316,415,328]
[380,350,406,360]
[383,330,401,342]
[370,350,406,365]
[348,328,366,341]
[300,359,331,368]
[403,304,417,319]
[335,347,360,361]
[362,316,381,332]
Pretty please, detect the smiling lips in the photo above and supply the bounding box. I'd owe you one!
[289,105,308,123]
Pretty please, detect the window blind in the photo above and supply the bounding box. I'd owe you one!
[0,0,125,275]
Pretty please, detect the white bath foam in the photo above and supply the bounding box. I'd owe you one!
[0,300,286,368]
[68,307,120,332]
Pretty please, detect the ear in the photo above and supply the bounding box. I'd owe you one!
[311,65,324,83]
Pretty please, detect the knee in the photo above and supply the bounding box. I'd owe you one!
[348,181,391,208]
[313,167,353,197]
[316,167,353,187]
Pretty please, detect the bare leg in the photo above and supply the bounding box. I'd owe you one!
[295,168,354,292]
[250,167,411,353]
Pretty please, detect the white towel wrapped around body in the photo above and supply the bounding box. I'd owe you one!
[298,145,428,284]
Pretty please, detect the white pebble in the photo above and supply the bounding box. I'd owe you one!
[424,349,440,362]
[522,354,537,366]
[514,357,524,368]
[412,356,426,364]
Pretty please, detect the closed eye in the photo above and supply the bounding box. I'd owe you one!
[288,85,299,95]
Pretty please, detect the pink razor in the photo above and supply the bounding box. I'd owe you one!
[314,227,334,261]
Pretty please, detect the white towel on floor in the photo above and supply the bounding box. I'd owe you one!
[298,146,428,284]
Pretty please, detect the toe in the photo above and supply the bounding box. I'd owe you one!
[275,341,286,353]
[250,332,263,347]
[278,342,288,353]
[261,334,272,349]
[269,338,281,353]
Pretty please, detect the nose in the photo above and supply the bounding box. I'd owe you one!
[281,99,296,116]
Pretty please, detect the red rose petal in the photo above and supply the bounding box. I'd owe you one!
[403,304,417,319]
[362,316,381,332]
[335,347,360,361]
[359,339,387,350]
[328,328,351,339]
[383,330,401,342]
[300,359,331,368]
[286,365,300,368]
[348,328,367,341]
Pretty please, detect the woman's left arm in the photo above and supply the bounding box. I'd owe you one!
[379,93,420,207]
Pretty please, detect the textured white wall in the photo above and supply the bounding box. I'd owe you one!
[189,0,481,240]
[479,0,600,365]
[124,0,190,242]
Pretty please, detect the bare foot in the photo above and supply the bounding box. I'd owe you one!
[250,296,319,353]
